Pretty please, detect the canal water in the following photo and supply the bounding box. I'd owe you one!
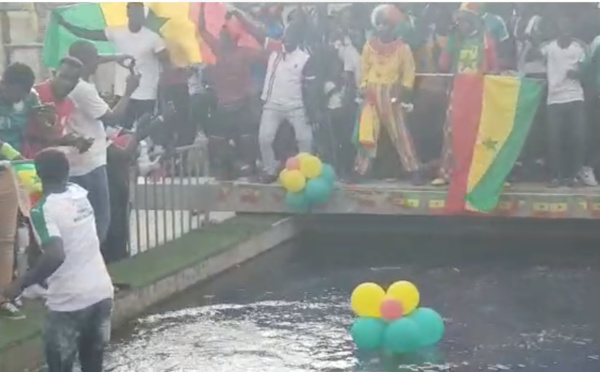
[105,230,600,372]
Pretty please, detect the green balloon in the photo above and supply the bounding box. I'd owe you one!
[350,317,386,350]
[284,191,309,212]
[320,163,336,185]
[407,307,445,347]
[305,177,333,204]
[383,318,420,353]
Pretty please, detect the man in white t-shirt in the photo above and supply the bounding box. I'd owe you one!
[57,2,170,129]
[67,41,140,247]
[539,16,587,187]
[1,148,114,372]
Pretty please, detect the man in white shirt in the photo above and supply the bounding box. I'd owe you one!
[57,2,170,129]
[258,23,319,183]
[67,41,140,246]
[539,16,587,187]
[2,148,114,372]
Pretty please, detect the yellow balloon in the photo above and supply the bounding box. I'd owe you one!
[296,152,311,161]
[279,169,306,193]
[350,282,386,317]
[299,155,323,179]
[386,281,420,315]
[278,169,290,185]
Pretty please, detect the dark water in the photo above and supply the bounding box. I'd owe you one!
[105,231,600,372]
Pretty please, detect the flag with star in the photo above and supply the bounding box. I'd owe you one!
[42,2,203,68]
[445,74,543,213]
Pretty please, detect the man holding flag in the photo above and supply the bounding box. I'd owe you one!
[432,4,498,187]
[56,2,170,129]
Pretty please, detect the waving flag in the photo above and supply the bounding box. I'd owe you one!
[43,2,202,68]
[445,74,543,213]
[12,160,43,209]
[43,2,262,68]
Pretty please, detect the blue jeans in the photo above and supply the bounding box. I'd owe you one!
[70,165,110,244]
[43,298,113,372]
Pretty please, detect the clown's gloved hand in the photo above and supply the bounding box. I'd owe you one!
[400,102,414,113]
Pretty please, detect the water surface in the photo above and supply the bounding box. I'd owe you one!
[106,232,600,371]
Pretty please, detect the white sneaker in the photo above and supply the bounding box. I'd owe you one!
[0,302,25,320]
[578,166,598,186]
[21,284,47,300]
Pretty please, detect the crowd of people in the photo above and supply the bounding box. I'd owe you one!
[1,2,600,371]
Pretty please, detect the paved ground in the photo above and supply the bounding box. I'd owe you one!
[105,231,600,372]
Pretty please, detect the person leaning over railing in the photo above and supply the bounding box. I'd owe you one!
[0,62,58,320]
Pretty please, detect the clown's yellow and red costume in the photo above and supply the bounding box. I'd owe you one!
[353,36,421,176]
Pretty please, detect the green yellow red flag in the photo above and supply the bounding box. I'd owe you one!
[445,74,543,213]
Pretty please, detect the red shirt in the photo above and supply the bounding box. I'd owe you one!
[22,80,73,158]
[209,40,281,106]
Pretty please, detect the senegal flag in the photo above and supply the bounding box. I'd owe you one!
[445,74,543,213]
[42,2,203,68]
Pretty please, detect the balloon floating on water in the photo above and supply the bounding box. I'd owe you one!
[379,296,403,321]
[279,153,335,212]
[348,280,445,354]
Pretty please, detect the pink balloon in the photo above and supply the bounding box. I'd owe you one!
[285,157,300,170]
[380,297,403,321]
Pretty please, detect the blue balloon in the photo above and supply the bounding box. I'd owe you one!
[383,318,420,353]
[285,191,309,212]
[407,308,445,347]
[320,163,336,185]
[305,177,333,204]
[350,317,386,350]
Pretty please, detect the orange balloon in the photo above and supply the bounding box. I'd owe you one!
[379,296,403,321]
[285,157,300,170]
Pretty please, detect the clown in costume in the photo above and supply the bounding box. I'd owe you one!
[353,5,423,184]
[432,3,498,186]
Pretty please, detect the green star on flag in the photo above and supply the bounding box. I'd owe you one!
[482,138,498,151]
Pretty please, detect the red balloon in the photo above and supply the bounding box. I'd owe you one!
[380,296,404,321]
[285,157,300,170]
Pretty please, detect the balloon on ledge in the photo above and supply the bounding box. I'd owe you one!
[278,153,335,212]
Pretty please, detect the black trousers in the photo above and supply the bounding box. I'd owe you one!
[121,99,156,130]
[315,107,356,178]
[102,145,132,264]
[205,99,260,176]
[546,100,586,180]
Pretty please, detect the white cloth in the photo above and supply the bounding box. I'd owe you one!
[104,26,166,100]
[261,47,311,111]
[334,36,361,86]
[541,40,587,105]
[324,81,344,110]
[30,184,113,312]
[67,80,109,176]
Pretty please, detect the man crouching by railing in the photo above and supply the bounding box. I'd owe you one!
[1,148,114,372]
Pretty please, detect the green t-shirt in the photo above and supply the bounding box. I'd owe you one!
[0,90,41,151]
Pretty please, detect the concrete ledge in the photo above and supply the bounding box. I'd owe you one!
[138,181,600,219]
[0,215,299,372]
[111,216,298,327]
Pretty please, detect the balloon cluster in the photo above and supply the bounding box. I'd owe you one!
[349,281,444,354]
[278,153,336,212]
